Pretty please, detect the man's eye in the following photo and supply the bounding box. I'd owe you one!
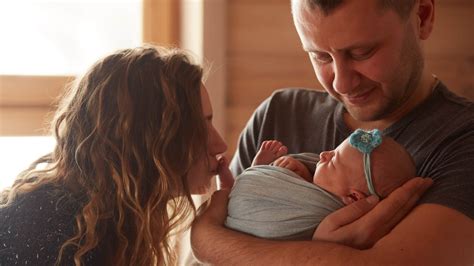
[310,52,332,63]
[351,48,374,60]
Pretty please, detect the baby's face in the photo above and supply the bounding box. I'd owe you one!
[313,140,367,201]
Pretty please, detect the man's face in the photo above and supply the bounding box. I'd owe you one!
[293,0,424,122]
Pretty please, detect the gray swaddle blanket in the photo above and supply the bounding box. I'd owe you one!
[226,165,344,240]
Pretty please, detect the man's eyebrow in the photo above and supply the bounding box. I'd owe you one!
[339,42,377,51]
[303,41,377,53]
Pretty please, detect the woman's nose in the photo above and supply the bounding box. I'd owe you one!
[209,127,227,156]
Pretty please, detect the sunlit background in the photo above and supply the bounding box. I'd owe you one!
[0,137,56,189]
[0,0,142,75]
[3,1,471,193]
[0,0,142,190]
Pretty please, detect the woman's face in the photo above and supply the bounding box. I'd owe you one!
[186,86,228,194]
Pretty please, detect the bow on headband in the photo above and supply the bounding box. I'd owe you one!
[349,129,382,197]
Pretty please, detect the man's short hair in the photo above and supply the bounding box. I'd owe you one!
[297,0,416,19]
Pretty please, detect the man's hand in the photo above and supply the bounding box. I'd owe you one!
[191,189,231,263]
[313,177,433,249]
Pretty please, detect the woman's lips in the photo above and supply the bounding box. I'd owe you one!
[209,160,219,175]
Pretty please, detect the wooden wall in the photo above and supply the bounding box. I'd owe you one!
[225,0,474,154]
[0,76,71,135]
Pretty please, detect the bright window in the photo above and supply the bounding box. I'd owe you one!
[0,137,56,190]
[0,0,142,190]
[0,0,142,76]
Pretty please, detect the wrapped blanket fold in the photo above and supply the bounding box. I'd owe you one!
[226,165,344,240]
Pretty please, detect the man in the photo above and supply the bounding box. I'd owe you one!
[191,0,474,264]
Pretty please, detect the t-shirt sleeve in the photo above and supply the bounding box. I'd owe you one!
[419,129,474,219]
[230,97,273,176]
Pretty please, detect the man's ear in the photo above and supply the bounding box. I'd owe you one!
[416,0,435,40]
[342,189,367,205]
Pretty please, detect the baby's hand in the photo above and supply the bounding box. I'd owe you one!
[273,156,312,182]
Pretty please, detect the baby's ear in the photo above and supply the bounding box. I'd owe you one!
[342,189,367,205]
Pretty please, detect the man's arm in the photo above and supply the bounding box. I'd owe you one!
[191,178,474,265]
[368,203,474,265]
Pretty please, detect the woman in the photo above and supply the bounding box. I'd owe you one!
[0,45,227,265]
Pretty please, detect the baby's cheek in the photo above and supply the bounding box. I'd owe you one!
[313,171,325,186]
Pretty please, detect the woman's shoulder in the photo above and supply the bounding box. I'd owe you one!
[0,183,85,265]
[1,183,83,218]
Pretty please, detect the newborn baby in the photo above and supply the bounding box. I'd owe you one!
[226,129,416,240]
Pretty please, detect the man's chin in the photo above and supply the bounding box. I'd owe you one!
[345,106,384,123]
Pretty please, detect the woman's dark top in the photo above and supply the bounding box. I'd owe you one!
[0,184,99,265]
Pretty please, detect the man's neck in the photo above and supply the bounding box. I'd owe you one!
[344,73,438,131]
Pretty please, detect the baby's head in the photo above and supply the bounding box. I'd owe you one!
[313,130,416,205]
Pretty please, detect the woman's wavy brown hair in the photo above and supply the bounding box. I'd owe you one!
[0,45,207,265]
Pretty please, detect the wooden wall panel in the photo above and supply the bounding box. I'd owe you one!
[425,1,474,100]
[225,0,474,154]
[142,0,180,46]
[0,75,70,136]
[1,0,180,136]
[0,107,54,135]
[0,76,70,106]
[226,0,315,153]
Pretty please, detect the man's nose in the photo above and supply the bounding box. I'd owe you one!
[332,60,360,95]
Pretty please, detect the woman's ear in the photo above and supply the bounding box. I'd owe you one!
[416,0,435,40]
[342,189,367,205]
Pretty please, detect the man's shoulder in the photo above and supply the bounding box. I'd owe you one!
[263,88,339,112]
[435,82,474,115]
[433,83,474,130]
[402,82,474,137]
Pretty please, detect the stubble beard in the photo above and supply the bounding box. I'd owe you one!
[344,30,424,122]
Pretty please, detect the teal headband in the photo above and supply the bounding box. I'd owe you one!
[349,129,382,197]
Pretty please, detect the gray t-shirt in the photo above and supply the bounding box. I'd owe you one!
[230,82,474,219]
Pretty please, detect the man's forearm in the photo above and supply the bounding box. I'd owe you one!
[192,180,472,265]
[189,189,361,265]
[191,221,364,265]
[192,204,474,265]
